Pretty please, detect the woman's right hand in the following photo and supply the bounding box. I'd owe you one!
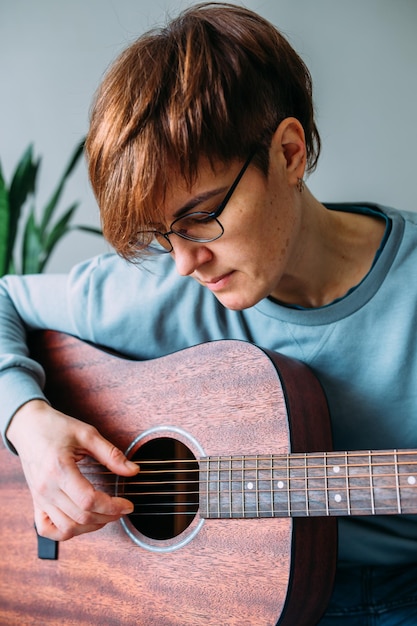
[6,399,139,541]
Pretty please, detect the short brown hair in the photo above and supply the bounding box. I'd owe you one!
[86,2,320,259]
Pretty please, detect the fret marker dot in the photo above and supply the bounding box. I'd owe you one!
[408,476,416,485]
[334,494,342,503]
[247,482,254,490]
[333,466,340,474]
[277,481,284,489]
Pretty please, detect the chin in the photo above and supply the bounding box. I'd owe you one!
[214,292,260,311]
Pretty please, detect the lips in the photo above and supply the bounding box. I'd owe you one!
[198,271,234,291]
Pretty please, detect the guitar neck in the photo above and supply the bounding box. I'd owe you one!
[200,449,417,519]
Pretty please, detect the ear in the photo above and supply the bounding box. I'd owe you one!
[270,117,306,184]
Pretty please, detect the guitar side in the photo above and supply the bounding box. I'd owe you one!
[0,331,336,625]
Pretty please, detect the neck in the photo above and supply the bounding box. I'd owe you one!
[200,449,417,519]
[270,193,386,308]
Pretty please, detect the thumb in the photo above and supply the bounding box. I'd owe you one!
[82,428,139,476]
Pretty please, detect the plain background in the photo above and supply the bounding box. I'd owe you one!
[1,0,416,272]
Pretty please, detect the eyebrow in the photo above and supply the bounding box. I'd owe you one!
[172,186,229,219]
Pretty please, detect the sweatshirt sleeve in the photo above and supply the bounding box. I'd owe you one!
[0,253,146,450]
[0,269,85,450]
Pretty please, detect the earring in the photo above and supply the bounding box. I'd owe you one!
[297,178,305,193]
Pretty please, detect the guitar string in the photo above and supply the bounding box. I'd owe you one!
[86,469,417,517]
[82,470,417,488]
[86,479,417,487]
[126,489,417,517]
[80,452,417,474]
[123,490,417,516]
[125,478,417,518]
[83,462,417,476]
[80,459,417,478]
[82,449,417,466]
[78,453,417,513]
[79,469,417,508]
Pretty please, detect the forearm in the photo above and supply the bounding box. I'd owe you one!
[0,273,73,449]
[0,369,49,452]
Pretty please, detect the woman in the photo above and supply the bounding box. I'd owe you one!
[1,3,417,623]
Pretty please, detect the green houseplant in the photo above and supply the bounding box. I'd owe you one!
[0,140,101,277]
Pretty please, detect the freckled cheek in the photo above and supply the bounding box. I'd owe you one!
[280,238,290,258]
[265,211,288,259]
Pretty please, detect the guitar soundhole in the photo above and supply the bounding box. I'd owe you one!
[124,437,199,540]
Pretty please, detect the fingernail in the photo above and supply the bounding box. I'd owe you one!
[126,460,139,471]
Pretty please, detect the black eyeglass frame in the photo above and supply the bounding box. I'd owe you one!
[140,151,256,254]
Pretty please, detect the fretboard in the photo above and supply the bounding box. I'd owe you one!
[199,450,417,519]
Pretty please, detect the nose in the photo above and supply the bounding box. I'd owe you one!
[171,238,213,276]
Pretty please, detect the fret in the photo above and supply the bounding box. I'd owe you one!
[199,456,218,518]
[288,453,308,515]
[286,454,291,516]
[324,452,330,515]
[345,451,351,515]
[371,451,403,514]
[271,454,290,516]
[348,451,405,515]
[214,456,220,518]
[303,452,349,516]
[231,456,241,517]
[325,452,346,515]
[257,455,274,518]
[219,456,232,517]
[241,457,245,518]
[200,450,417,520]
[369,453,375,514]
[304,454,309,516]
[206,458,210,516]
[394,451,401,513]
[397,451,417,514]
[217,457,221,518]
[270,454,275,517]
[205,457,210,517]
[229,455,243,518]
[345,452,371,515]
[242,456,258,518]
[297,452,327,516]
[228,456,232,518]
[198,458,208,518]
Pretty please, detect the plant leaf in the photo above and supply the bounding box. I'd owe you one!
[1,138,100,276]
[6,145,40,274]
[73,224,103,236]
[8,145,39,210]
[21,208,42,274]
[40,139,84,235]
[43,202,78,257]
[0,166,10,276]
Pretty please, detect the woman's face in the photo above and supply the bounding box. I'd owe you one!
[160,150,304,311]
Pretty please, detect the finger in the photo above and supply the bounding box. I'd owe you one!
[34,478,134,541]
[58,461,135,518]
[76,426,139,477]
[34,507,107,542]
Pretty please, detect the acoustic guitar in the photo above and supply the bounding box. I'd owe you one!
[0,331,416,625]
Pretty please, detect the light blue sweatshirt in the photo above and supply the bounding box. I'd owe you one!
[1,203,417,567]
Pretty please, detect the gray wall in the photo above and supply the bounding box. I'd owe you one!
[1,0,416,272]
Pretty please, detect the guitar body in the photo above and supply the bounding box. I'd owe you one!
[0,331,336,625]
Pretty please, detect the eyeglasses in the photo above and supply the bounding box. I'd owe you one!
[137,151,255,254]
